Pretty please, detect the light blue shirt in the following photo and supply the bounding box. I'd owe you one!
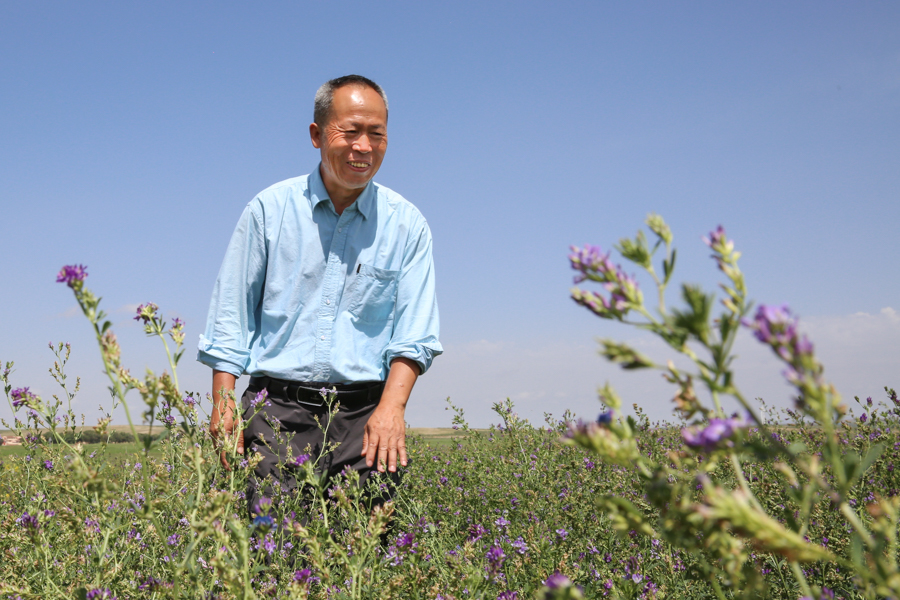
[197,166,442,382]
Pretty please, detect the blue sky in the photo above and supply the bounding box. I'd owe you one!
[1,2,898,428]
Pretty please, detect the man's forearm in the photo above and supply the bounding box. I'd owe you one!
[211,369,238,423]
[381,357,420,409]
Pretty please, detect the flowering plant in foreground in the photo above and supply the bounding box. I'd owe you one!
[566,214,899,599]
[2,235,898,598]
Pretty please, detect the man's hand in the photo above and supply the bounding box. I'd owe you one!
[362,357,419,473]
[209,369,242,469]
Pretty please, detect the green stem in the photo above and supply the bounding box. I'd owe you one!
[840,502,874,546]
[728,452,764,512]
[710,576,728,600]
[156,324,180,393]
[790,561,812,598]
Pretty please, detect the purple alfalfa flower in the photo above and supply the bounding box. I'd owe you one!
[294,568,320,585]
[701,225,726,249]
[555,528,569,541]
[510,536,528,555]
[485,545,505,577]
[166,533,180,546]
[569,244,615,283]
[860,413,868,424]
[253,496,273,516]
[17,511,40,532]
[10,387,37,409]
[84,517,100,535]
[743,304,814,365]
[292,453,310,468]
[468,523,488,542]
[250,389,270,409]
[138,576,172,592]
[497,592,518,600]
[85,589,116,600]
[133,303,159,324]
[170,317,184,329]
[597,411,613,425]
[43,459,53,471]
[682,416,743,452]
[494,516,510,529]
[56,264,88,288]
[544,572,571,590]
[867,396,873,407]
[396,531,418,553]
[263,534,276,555]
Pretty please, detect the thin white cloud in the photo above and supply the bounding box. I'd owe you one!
[48,305,80,320]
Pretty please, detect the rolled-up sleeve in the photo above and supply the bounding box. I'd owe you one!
[197,201,267,376]
[383,216,443,375]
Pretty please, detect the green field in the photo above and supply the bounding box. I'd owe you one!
[0,427,472,457]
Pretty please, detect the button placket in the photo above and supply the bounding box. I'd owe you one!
[311,210,356,380]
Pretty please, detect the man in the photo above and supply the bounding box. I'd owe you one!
[198,75,442,512]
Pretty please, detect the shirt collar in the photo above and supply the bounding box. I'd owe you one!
[308,164,375,220]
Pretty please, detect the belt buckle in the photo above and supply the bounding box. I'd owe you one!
[293,384,327,408]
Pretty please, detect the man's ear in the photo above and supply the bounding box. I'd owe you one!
[309,122,322,149]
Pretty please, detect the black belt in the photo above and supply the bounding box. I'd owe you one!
[249,376,384,409]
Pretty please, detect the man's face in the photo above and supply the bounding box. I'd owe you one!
[310,85,388,202]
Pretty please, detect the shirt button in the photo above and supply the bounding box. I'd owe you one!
[338,228,343,233]
[325,299,331,305]
[320,335,325,340]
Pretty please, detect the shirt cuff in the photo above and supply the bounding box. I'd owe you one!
[197,335,248,377]
[384,340,443,376]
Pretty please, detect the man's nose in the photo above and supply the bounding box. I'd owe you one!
[353,134,372,153]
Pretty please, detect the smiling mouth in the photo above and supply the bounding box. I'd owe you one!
[348,161,370,169]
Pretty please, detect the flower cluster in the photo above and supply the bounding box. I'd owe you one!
[293,568,320,585]
[168,317,185,345]
[742,304,831,414]
[485,545,506,579]
[250,389,270,409]
[744,304,813,363]
[681,416,744,452]
[569,244,642,320]
[134,303,159,325]
[9,387,39,410]
[56,264,87,288]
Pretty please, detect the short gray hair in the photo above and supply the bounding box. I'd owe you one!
[314,75,389,128]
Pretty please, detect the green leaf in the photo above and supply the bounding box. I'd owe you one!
[645,213,672,244]
[664,248,677,284]
[671,284,714,343]
[842,450,861,487]
[598,339,655,370]
[788,442,807,455]
[74,588,88,600]
[616,230,652,269]
[850,533,863,567]
[859,443,886,479]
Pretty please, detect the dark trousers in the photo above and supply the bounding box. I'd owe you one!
[241,377,397,518]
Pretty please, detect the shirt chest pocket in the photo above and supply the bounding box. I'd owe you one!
[348,264,400,323]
